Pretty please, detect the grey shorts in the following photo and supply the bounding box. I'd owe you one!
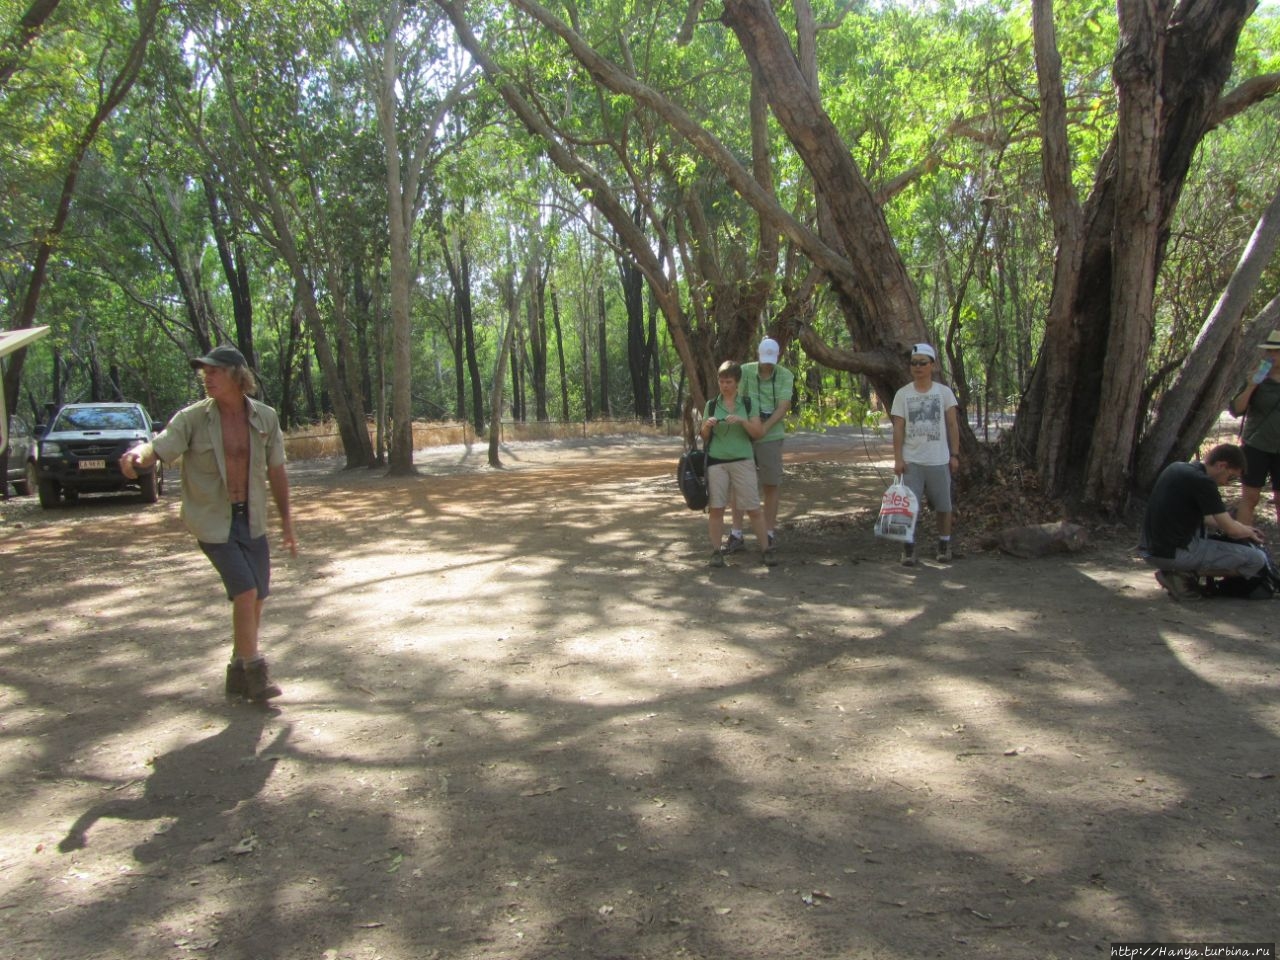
[904,462,953,513]
[1142,535,1267,579]
[199,508,271,601]
[754,439,784,487]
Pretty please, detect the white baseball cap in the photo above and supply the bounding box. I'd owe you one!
[758,338,780,364]
[911,343,937,361]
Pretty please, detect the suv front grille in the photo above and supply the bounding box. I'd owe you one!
[66,441,130,458]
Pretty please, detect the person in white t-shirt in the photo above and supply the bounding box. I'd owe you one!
[890,343,960,566]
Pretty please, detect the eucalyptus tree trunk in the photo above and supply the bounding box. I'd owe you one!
[1080,0,1170,507]
[1016,0,1257,508]
[435,213,484,432]
[202,175,255,369]
[368,2,416,474]
[550,286,570,420]
[618,249,651,420]
[488,273,521,467]
[215,69,375,468]
[527,250,550,421]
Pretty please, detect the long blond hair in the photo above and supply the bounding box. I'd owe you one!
[227,364,259,396]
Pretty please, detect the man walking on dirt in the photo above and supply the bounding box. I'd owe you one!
[725,337,794,554]
[1139,443,1267,601]
[119,345,297,701]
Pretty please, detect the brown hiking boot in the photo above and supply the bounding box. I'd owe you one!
[243,657,282,701]
[1155,569,1201,603]
[225,660,248,698]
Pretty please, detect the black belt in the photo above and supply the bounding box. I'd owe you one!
[230,501,249,516]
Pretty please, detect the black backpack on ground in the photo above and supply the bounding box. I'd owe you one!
[1205,536,1280,599]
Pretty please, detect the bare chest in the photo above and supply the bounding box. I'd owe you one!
[219,410,251,497]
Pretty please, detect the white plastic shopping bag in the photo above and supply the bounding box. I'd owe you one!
[874,474,919,542]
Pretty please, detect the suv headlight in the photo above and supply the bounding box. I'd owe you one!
[40,441,63,457]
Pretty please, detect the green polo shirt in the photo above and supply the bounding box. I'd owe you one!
[152,396,287,543]
[704,395,757,462]
[739,362,794,443]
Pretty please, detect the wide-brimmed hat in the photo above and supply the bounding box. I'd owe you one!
[1261,330,1280,350]
[190,344,247,369]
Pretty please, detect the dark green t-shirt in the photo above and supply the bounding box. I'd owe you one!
[1241,378,1280,453]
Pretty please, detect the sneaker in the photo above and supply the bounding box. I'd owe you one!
[710,549,726,568]
[243,657,283,701]
[225,661,247,698]
[900,543,916,567]
[763,547,778,567]
[1154,569,1200,602]
[936,540,953,563]
[723,532,745,554]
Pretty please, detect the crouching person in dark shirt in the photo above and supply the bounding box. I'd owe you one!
[1139,444,1267,601]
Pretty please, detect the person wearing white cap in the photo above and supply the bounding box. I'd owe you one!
[725,336,794,554]
[119,344,297,702]
[890,343,960,566]
[1229,329,1280,526]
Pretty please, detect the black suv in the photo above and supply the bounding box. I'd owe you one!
[35,402,165,508]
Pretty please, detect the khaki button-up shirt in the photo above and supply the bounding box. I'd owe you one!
[152,396,287,543]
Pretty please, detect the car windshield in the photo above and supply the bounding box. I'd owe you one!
[53,406,146,431]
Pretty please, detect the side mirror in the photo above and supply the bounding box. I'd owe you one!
[34,424,47,439]
[152,421,162,432]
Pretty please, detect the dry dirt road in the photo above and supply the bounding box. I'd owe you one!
[1,430,1277,960]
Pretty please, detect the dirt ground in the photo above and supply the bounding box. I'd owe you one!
[1,428,1277,960]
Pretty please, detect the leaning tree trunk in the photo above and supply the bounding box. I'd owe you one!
[722,0,929,408]
[1136,182,1280,488]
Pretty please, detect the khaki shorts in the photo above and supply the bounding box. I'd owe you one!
[708,459,761,511]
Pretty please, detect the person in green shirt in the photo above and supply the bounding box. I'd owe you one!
[702,360,777,568]
[725,337,794,554]
[1229,329,1280,526]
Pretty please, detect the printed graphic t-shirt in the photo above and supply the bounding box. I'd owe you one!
[890,381,958,466]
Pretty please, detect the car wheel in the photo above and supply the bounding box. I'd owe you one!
[139,470,158,503]
[14,460,36,496]
[37,478,60,509]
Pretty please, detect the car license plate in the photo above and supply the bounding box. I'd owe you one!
[79,459,107,471]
